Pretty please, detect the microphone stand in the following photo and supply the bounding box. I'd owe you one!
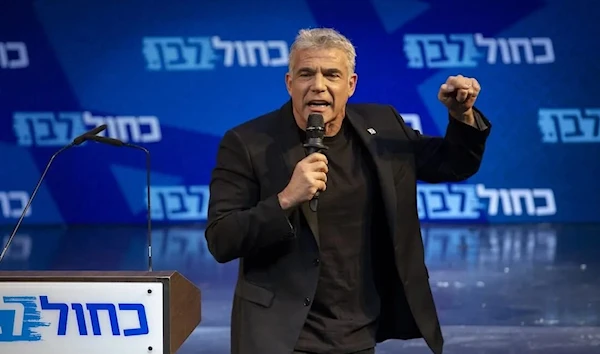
[83,135,153,272]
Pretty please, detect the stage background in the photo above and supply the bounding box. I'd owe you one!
[1,0,598,226]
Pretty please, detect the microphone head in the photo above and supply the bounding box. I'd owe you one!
[72,124,108,145]
[94,124,108,134]
[87,134,125,147]
[306,114,325,139]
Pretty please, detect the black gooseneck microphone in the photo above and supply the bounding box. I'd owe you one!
[83,134,153,272]
[0,124,108,264]
[303,114,328,212]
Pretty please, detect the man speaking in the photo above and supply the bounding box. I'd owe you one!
[206,28,491,354]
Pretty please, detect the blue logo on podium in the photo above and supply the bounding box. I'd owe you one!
[0,296,149,341]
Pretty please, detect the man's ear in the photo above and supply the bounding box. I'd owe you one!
[285,72,292,96]
[348,72,358,97]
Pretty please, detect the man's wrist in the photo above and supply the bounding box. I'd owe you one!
[450,108,476,128]
[277,191,293,210]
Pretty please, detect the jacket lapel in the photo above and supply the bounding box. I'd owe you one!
[275,101,320,247]
[346,107,397,238]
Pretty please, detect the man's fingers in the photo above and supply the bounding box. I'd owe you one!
[305,152,328,164]
[470,78,481,93]
[456,88,469,102]
[311,161,328,173]
[440,81,478,102]
[316,180,327,193]
[439,75,481,105]
[312,172,327,183]
[444,75,475,90]
[440,83,455,92]
[310,179,327,195]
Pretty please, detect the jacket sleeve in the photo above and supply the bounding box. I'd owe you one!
[390,105,492,183]
[205,129,296,263]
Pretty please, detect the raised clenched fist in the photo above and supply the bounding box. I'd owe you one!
[438,74,481,118]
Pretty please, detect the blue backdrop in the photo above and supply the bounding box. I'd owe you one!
[0,0,598,226]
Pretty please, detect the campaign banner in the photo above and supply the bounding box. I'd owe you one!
[1,0,599,225]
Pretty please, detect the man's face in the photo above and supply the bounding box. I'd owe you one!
[285,48,357,130]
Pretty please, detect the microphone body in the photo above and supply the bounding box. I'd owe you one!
[0,125,107,265]
[303,114,328,212]
[84,135,153,272]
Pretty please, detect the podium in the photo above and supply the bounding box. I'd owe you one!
[0,270,201,354]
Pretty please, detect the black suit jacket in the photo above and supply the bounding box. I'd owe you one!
[206,100,491,354]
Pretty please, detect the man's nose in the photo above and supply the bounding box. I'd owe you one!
[311,74,326,92]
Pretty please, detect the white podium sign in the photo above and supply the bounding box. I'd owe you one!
[0,282,164,354]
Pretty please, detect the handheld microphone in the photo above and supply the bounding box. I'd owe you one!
[0,124,108,265]
[83,134,153,272]
[303,114,328,212]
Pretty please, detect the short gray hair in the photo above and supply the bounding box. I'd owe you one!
[288,28,357,73]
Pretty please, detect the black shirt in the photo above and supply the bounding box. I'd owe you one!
[295,118,380,353]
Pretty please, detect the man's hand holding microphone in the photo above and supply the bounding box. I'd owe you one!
[278,153,328,210]
[278,113,328,212]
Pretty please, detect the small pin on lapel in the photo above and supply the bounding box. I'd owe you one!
[367,128,376,135]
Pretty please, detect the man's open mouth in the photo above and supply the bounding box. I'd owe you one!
[307,100,331,107]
